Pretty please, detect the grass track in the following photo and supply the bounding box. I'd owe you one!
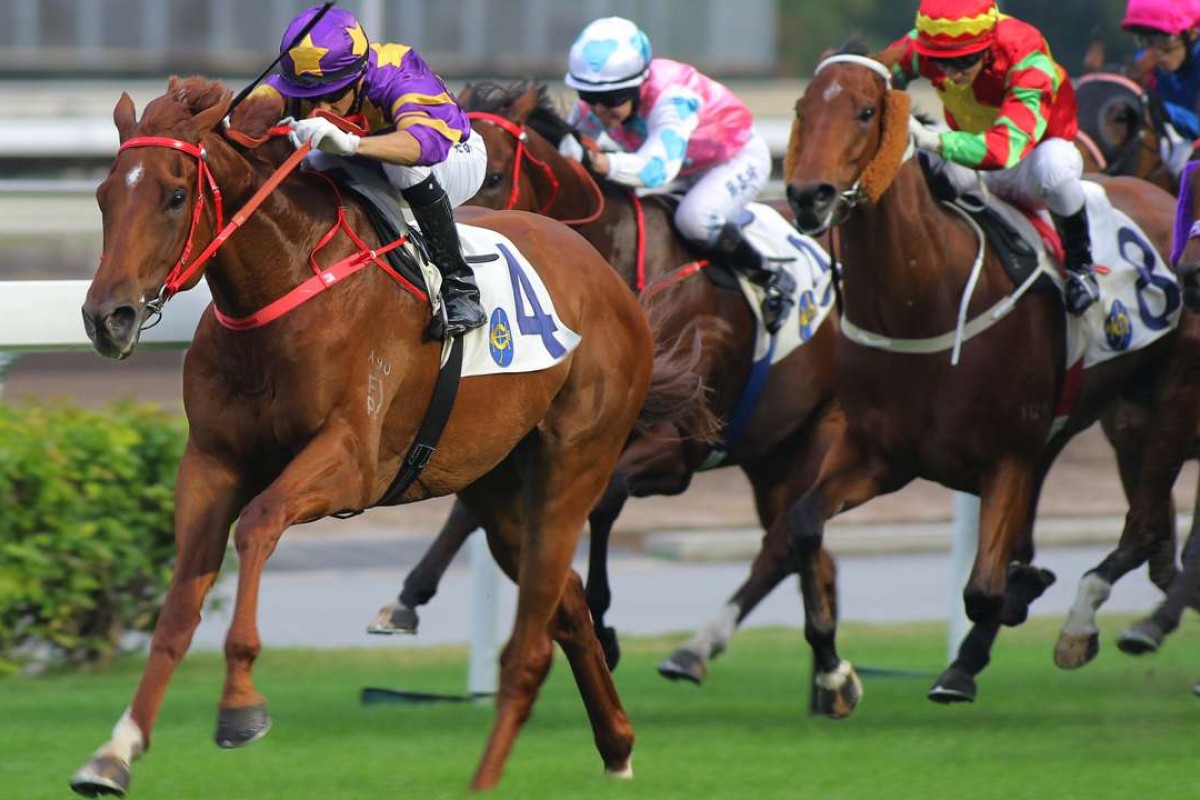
[2,618,1197,799]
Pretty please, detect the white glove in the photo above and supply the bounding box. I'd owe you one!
[288,117,361,156]
[1159,123,1194,178]
[558,133,585,162]
[908,116,943,154]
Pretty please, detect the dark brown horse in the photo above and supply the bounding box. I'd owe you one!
[368,80,845,683]
[783,55,1196,712]
[1116,161,1200,664]
[68,76,715,795]
[1075,72,1177,193]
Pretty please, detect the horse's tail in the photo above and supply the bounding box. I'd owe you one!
[635,303,726,444]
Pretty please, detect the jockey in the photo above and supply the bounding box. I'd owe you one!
[254,5,486,339]
[560,17,795,333]
[892,0,1101,316]
[1122,0,1200,180]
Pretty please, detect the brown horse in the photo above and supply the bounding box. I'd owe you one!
[1116,161,1200,663]
[368,80,845,683]
[68,76,713,795]
[783,55,1195,712]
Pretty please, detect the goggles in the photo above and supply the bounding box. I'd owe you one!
[578,88,638,108]
[929,50,986,73]
[1133,31,1183,51]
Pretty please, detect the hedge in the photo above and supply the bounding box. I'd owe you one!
[0,402,189,674]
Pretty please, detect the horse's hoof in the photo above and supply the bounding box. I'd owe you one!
[1193,679,1200,697]
[597,625,621,672]
[367,603,418,635]
[605,757,633,780]
[1054,630,1100,670]
[214,704,272,749]
[928,666,977,704]
[1117,619,1165,655]
[1000,564,1057,626]
[657,649,707,685]
[811,661,862,719]
[70,754,130,797]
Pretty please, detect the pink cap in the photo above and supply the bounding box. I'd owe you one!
[1122,0,1200,35]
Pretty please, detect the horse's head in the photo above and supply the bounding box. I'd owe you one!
[784,56,911,235]
[461,82,544,211]
[83,77,231,358]
[1174,162,1200,310]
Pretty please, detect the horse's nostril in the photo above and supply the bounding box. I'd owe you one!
[813,184,837,207]
[103,305,139,340]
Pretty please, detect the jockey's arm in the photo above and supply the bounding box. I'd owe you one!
[355,128,423,165]
[595,88,702,189]
[876,34,921,86]
[939,55,1058,171]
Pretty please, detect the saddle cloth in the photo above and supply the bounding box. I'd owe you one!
[734,202,837,362]
[985,181,1181,369]
[443,224,582,378]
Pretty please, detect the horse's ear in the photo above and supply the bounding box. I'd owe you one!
[458,83,474,107]
[511,86,541,125]
[192,88,234,134]
[113,92,138,143]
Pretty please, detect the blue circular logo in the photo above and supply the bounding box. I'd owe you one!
[489,308,514,367]
[1104,299,1132,351]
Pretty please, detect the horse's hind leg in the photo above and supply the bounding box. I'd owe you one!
[554,571,636,776]
[367,499,480,635]
[1119,481,1200,655]
[584,468,630,671]
[1057,385,1197,669]
[467,459,634,790]
[71,449,242,798]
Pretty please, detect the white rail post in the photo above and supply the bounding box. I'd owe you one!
[0,352,19,401]
[466,529,500,696]
[948,492,980,662]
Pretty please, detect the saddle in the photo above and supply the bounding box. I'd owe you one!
[917,152,1054,295]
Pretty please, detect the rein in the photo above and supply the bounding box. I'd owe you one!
[115,126,423,331]
[467,111,605,225]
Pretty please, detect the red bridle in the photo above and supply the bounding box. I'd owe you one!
[468,111,604,225]
[112,125,423,330]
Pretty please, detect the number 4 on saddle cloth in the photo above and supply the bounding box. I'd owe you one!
[308,154,580,377]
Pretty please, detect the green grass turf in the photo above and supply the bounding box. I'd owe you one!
[2,618,1197,799]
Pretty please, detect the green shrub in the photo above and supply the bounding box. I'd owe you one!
[0,402,188,674]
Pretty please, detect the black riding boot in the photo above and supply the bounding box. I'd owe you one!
[1051,207,1101,316]
[402,176,487,340]
[711,222,796,334]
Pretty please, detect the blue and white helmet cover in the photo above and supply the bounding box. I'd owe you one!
[565,17,653,92]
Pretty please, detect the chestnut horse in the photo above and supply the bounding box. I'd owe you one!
[783,56,1195,713]
[68,77,712,795]
[368,80,844,684]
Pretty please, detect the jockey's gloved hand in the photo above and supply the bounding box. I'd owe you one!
[908,117,942,154]
[558,134,585,162]
[1159,123,1194,178]
[288,117,361,157]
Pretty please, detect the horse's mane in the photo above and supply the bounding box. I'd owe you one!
[462,79,575,147]
[139,76,231,133]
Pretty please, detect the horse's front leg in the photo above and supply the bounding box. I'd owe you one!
[71,447,244,798]
[791,432,902,719]
[216,426,371,749]
[963,459,1036,624]
[367,499,480,635]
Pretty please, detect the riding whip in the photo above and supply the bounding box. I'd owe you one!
[226,1,336,118]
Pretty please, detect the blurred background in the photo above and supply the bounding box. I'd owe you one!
[0,0,1191,654]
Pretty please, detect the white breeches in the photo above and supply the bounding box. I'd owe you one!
[381,135,488,208]
[673,130,772,245]
[939,137,1086,216]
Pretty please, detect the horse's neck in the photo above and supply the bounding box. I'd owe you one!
[200,144,342,320]
[840,163,996,336]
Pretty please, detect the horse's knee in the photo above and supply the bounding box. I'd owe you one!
[233,498,286,559]
[786,496,825,555]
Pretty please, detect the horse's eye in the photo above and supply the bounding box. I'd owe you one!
[168,188,187,210]
[858,106,876,123]
[485,172,504,189]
